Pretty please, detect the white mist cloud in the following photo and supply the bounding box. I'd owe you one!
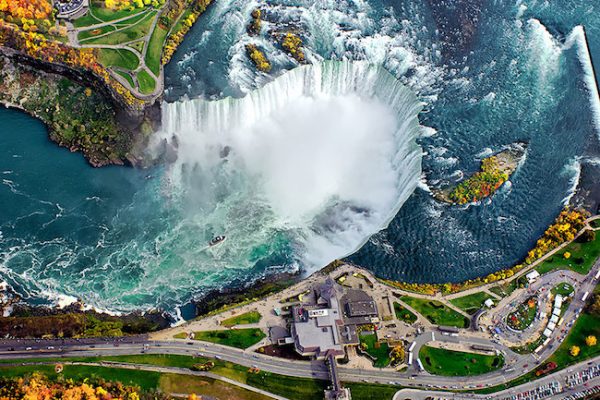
[158,62,423,271]
[231,93,399,224]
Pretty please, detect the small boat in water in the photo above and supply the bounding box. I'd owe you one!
[209,235,226,247]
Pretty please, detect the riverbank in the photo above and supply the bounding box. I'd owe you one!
[377,208,591,296]
[0,50,160,167]
[0,0,217,167]
[0,301,170,339]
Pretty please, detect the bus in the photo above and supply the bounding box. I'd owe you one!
[408,342,416,352]
[407,352,413,365]
[582,291,590,302]
[471,344,495,353]
[416,358,424,371]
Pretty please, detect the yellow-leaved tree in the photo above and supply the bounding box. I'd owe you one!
[585,335,597,347]
[570,345,580,357]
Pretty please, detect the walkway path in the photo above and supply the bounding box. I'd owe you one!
[66,5,164,100]
[481,269,580,346]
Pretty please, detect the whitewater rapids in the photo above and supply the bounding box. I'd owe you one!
[155,61,424,272]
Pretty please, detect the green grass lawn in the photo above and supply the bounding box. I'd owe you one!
[545,313,600,366]
[73,12,103,28]
[90,1,150,23]
[536,231,600,275]
[591,219,600,228]
[0,364,161,389]
[489,279,518,298]
[115,70,136,88]
[450,292,491,314]
[78,25,116,41]
[400,296,470,328]
[97,48,140,70]
[137,70,156,94]
[359,333,391,368]
[552,282,575,296]
[145,24,169,76]
[113,11,152,28]
[394,302,417,324]
[177,328,266,349]
[419,345,504,376]
[221,310,262,327]
[346,382,400,400]
[81,11,157,46]
[129,40,145,54]
[160,373,272,400]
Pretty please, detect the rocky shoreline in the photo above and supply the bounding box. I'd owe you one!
[0,268,301,338]
[0,49,161,168]
[0,300,170,339]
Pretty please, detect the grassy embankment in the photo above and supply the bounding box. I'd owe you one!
[419,346,504,376]
[393,302,417,324]
[359,333,391,368]
[136,69,156,94]
[449,292,491,315]
[0,354,400,400]
[72,0,191,95]
[80,11,157,46]
[489,279,518,298]
[399,297,470,328]
[174,328,266,349]
[221,310,262,327]
[97,48,140,70]
[145,23,168,76]
[535,231,600,275]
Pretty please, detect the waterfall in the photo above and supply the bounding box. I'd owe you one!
[155,61,425,272]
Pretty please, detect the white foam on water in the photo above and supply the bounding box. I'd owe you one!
[564,26,600,140]
[156,61,424,273]
[205,0,445,100]
[562,157,581,206]
[525,19,562,85]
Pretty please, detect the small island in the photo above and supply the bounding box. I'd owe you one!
[434,142,527,205]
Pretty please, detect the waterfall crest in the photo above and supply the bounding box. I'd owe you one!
[156,61,425,272]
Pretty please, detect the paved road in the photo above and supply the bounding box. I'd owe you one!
[2,343,598,400]
[0,257,599,390]
[1,220,598,395]
[393,356,600,400]
[484,269,582,344]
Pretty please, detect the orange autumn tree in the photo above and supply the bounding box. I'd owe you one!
[0,0,53,20]
[0,372,152,400]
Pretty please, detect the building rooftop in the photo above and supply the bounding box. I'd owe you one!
[346,300,377,317]
[526,270,540,281]
[291,279,375,357]
[292,305,344,357]
[54,0,88,18]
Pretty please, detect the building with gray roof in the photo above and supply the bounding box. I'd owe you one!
[290,278,377,360]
